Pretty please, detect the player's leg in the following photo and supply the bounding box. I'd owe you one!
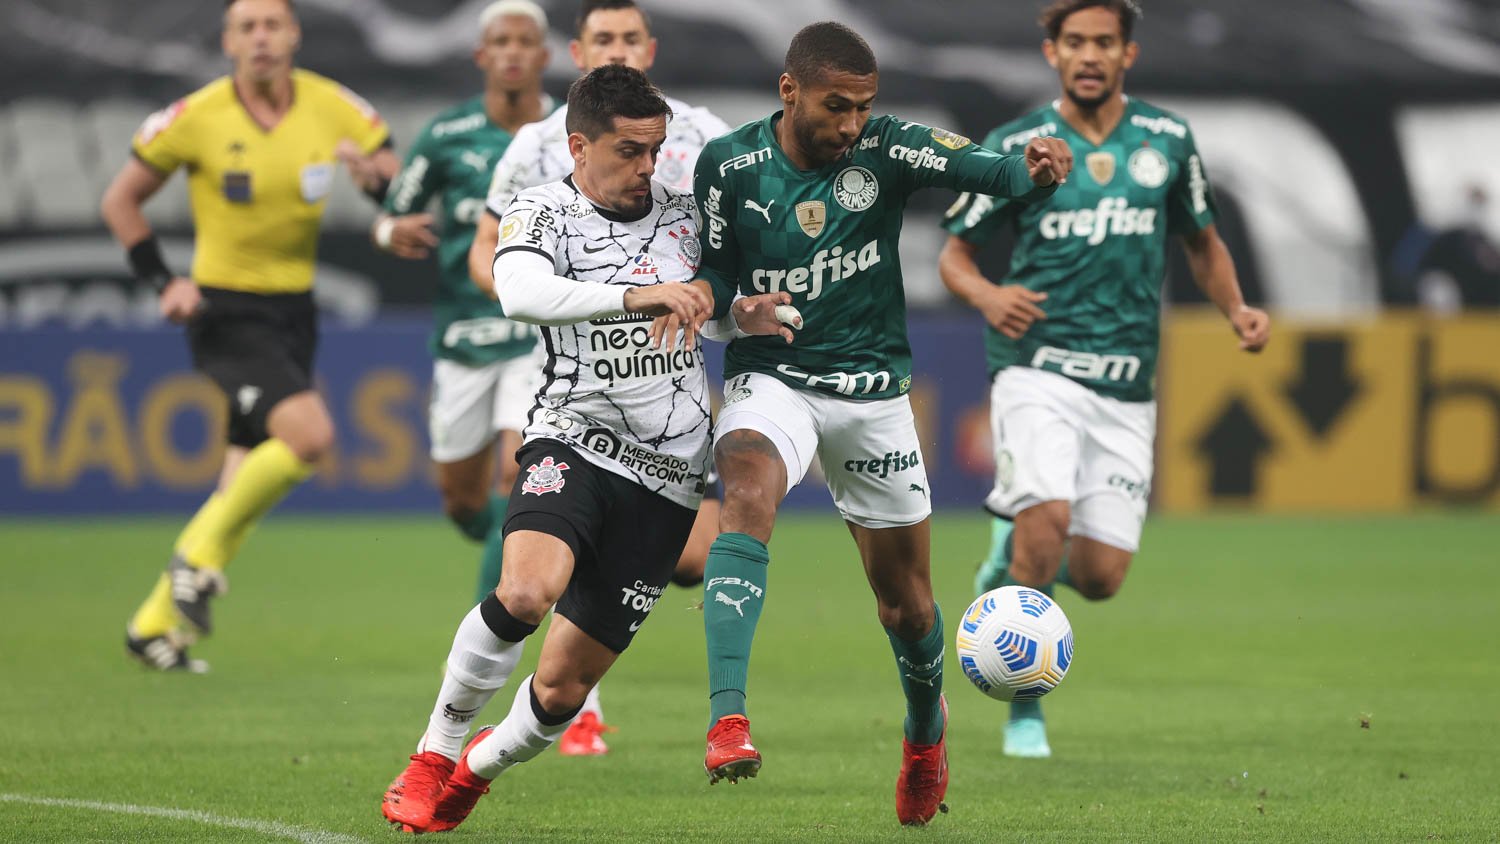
[817,392,945,825]
[702,375,815,781]
[1064,389,1154,602]
[471,353,541,602]
[673,494,717,588]
[476,429,522,602]
[428,357,505,590]
[426,469,693,831]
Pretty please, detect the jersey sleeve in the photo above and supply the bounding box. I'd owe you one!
[130,99,194,174]
[330,83,391,153]
[940,126,1026,246]
[485,122,546,218]
[1166,127,1218,235]
[384,120,442,215]
[880,118,1055,203]
[692,143,741,319]
[495,189,562,264]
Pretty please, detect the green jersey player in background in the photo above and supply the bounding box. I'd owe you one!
[372,0,554,607]
[939,0,1270,759]
[686,22,1072,827]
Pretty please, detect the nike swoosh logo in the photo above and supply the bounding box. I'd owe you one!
[628,620,643,632]
[582,243,611,254]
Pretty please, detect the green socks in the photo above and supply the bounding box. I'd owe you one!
[703,532,769,725]
[887,604,946,745]
[472,495,509,604]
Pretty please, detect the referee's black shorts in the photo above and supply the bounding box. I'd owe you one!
[504,439,698,653]
[186,287,317,448]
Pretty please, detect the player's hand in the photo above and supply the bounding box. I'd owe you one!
[977,284,1047,339]
[1025,137,1073,187]
[159,277,202,324]
[378,213,439,259]
[1231,304,1271,352]
[628,283,713,351]
[336,139,384,194]
[732,292,799,344]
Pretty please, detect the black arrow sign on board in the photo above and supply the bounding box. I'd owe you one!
[1196,396,1274,497]
[1285,336,1360,438]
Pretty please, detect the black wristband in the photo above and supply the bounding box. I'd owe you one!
[127,236,173,293]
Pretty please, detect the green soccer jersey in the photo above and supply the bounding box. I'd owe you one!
[695,113,1055,400]
[386,95,553,367]
[943,97,1217,402]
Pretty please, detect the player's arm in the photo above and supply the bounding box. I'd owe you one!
[655,285,798,350]
[1179,225,1269,352]
[336,140,400,205]
[690,144,742,320]
[100,157,200,324]
[887,120,1071,199]
[329,82,398,205]
[1167,130,1269,352]
[371,125,440,260]
[470,125,545,289]
[937,235,1045,340]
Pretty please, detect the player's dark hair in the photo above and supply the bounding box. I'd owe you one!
[1039,0,1141,41]
[224,0,297,11]
[576,0,650,37]
[565,64,671,140]
[784,22,877,85]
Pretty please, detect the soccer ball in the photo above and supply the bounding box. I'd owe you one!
[955,586,1073,702]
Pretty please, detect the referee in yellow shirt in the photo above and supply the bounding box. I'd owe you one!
[100,0,399,671]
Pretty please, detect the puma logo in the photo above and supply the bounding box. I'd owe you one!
[909,483,926,494]
[460,150,491,173]
[714,591,752,617]
[904,673,938,688]
[744,198,775,224]
[236,385,262,415]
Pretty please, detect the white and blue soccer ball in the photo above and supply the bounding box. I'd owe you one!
[955,586,1074,702]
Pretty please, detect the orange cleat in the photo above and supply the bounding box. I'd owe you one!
[558,711,611,756]
[895,696,949,826]
[704,714,761,784]
[381,750,455,832]
[423,727,495,833]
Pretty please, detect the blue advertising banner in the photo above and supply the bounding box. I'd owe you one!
[0,314,999,514]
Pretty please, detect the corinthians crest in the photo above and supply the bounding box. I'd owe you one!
[795,200,826,237]
[521,455,570,495]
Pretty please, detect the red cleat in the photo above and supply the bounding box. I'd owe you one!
[895,696,949,826]
[424,727,495,833]
[557,711,611,756]
[381,750,455,832]
[704,714,761,784]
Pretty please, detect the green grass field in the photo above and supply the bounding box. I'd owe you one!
[1,512,1496,842]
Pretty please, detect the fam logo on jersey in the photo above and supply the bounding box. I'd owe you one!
[1128,147,1169,189]
[521,455,570,495]
[1086,151,1115,185]
[833,166,879,212]
[796,200,826,238]
[930,127,970,150]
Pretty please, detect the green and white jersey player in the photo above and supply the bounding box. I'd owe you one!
[371,0,554,603]
[678,22,1072,825]
[939,0,1270,759]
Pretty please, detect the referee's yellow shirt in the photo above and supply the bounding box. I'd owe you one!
[131,69,390,295]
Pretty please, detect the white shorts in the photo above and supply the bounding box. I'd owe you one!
[986,367,1155,552]
[715,373,931,529]
[428,353,542,463]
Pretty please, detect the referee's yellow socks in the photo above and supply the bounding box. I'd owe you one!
[181,438,314,572]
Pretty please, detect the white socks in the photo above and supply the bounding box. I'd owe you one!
[580,684,602,718]
[467,674,576,780]
[417,604,525,761]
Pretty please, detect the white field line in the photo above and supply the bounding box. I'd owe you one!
[0,793,367,844]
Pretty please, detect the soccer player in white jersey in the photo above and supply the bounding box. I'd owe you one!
[465,0,732,756]
[379,65,791,835]
[939,0,1270,759]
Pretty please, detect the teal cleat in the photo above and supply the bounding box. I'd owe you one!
[1003,716,1052,759]
[973,518,1014,596]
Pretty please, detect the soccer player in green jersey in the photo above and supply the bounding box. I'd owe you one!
[372,0,554,606]
[685,21,1072,826]
[939,0,1271,759]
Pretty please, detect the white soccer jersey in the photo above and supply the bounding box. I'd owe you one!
[496,177,710,508]
[485,95,730,217]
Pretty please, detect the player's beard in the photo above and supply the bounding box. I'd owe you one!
[1064,73,1117,111]
[789,111,843,168]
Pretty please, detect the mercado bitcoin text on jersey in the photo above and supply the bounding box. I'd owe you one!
[484,95,730,218]
[386,95,556,366]
[695,114,1054,401]
[943,98,1217,402]
[496,178,711,509]
[131,69,390,295]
